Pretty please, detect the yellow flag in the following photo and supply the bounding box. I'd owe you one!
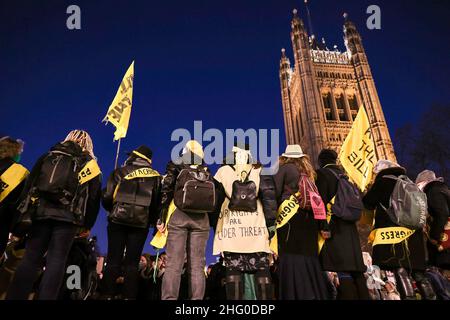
[103,61,134,141]
[339,106,377,191]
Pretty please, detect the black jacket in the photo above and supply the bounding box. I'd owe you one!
[424,180,450,268]
[26,142,101,229]
[0,158,26,222]
[424,181,450,241]
[102,157,161,228]
[316,165,366,272]
[363,167,426,271]
[273,162,324,256]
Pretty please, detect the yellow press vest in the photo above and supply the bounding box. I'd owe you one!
[368,227,415,247]
[78,160,101,185]
[0,163,29,203]
[269,192,301,255]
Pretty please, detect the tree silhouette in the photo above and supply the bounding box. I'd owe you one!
[394,103,450,182]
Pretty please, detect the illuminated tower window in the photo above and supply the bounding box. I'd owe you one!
[336,94,348,121]
[322,93,334,120]
[348,94,359,120]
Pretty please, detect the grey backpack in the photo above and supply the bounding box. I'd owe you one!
[381,175,427,230]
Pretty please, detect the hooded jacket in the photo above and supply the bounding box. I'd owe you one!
[102,156,162,228]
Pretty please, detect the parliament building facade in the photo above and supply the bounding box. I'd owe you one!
[279,9,396,165]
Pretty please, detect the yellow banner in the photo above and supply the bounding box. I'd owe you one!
[78,159,101,185]
[0,163,29,202]
[339,106,377,191]
[369,227,415,247]
[150,201,177,249]
[269,193,301,254]
[275,193,301,229]
[103,61,134,141]
[124,168,160,180]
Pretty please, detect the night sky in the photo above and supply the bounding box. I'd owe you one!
[1,0,449,264]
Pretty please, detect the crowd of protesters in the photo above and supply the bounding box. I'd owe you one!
[0,131,449,300]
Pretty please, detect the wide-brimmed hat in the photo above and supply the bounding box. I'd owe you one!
[128,145,153,163]
[282,144,306,158]
[373,159,402,174]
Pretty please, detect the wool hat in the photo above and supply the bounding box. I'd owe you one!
[318,149,338,166]
[128,145,153,163]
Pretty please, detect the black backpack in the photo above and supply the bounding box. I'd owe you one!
[174,165,216,213]
[327,168,363,222]
[35,147,83,206]
[110,168,158,228]
[228,168,257,212]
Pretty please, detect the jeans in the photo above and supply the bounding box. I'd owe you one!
[6,219,77,300]
[102,222,148,299]
[162,209,210,300]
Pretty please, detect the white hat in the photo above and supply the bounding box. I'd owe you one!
[282,144,306,158]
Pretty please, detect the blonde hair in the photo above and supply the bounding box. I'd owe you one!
[64,130,96,159]
[279,155,316,180]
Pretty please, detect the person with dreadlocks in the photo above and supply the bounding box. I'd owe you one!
[7,130,102,300]
[0,134,29,257]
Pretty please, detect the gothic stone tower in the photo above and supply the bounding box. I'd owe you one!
[279,9,396,166]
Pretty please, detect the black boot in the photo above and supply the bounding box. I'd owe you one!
[225,274,243,300]
[255,275,274,300]
[394,268,416,300]
[413,272,437,300]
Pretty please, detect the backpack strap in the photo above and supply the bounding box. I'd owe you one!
[230,164,252,182]
[325,167,341,179]
[382,174,401,181]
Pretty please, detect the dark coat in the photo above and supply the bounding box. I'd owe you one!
[363,167,426,271]
[273,163,322,256]
[26,142,101,229]
[102,157,162,228]
[316,165,366,272]
[424,181,450,268]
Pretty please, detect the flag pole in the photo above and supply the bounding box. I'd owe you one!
[114,139,121,169]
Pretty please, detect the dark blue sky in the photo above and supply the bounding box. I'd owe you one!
[1,0,449,263]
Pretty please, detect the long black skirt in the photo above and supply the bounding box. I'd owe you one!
[278,253,330,300]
